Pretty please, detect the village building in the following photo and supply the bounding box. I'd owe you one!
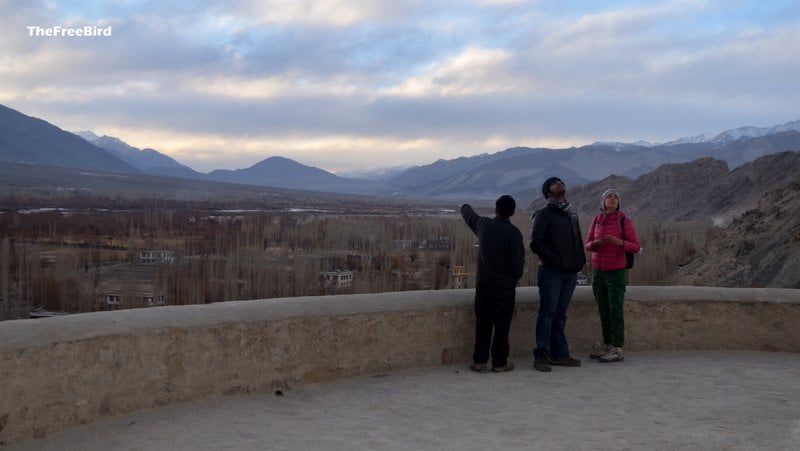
[95,251,176,310]
[136,250,176,264]
[320,270,354,289]
[451,265,471,289]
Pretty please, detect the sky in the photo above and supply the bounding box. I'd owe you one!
[1,0,799,175]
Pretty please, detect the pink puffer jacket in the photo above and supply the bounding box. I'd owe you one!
[585,211,641,271]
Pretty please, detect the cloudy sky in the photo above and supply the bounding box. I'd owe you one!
[1,0,799,174]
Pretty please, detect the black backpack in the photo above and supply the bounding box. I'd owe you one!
[621,215,634,269]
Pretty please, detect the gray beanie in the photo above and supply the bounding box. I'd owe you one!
[600,188,621,211]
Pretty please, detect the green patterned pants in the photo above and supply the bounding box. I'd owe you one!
[591,269,627,347]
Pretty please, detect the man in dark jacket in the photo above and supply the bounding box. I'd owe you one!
[461,195,525,373]
[530,177,587,372]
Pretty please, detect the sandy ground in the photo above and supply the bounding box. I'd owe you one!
[8,351,800,450]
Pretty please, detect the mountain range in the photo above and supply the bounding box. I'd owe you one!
[3,101,800,287]
[76,131,205,180]
[0,104,136,173]
[2,102,800,200]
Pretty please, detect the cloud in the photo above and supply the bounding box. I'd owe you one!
[1,0,799,173]
[233,0,407,27]
[387,46,523,97]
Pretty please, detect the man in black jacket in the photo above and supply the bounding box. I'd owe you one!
[461,195,525,373]
[530,177,587,372]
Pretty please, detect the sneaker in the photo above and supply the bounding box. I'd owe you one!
[589,343,613,359]
[492,362,514,373]
[550,355,582,367]
[598,347,624,363]
[533,350,551,372]
[469,362,488,372]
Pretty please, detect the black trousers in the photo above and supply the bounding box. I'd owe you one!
[473,285,516,368]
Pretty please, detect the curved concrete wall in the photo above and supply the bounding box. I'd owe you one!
[1,286,799,445]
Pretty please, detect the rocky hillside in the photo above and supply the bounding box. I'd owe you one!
[671,181,800,288]
[527,151,800,224]
[524,151,800,288]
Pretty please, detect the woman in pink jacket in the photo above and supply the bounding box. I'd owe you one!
[584,189,640,362]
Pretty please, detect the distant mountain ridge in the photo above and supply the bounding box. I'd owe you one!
[3,102,800,199]
[207,156,384,194]
[78,132,206,179]
[74,130,383,194]
[402,130,800,199]
[662,118,800,145]
[0,104,136,173]
[337,164,414,181]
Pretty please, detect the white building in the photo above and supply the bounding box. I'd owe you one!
[320,270,354,289]
[136,250,176,264]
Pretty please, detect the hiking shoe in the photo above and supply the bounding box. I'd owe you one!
[533,350,551,372]
[492,362,514,373]
[589,343,613,360]
[533,357,551,372]
[469,362,488,372]
[550,355,582,367]
[598,347,624,363]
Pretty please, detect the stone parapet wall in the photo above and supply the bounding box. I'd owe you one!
[1,286,799,445]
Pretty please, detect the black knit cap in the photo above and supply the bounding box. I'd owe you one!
[541,177,563,199]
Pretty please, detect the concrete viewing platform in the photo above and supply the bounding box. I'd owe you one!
[2,286,800,448]
[8,351,800,450]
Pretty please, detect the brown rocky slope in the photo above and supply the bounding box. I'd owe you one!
[526,151,800,224]
[671,181,800,288]
[522,151,800,287]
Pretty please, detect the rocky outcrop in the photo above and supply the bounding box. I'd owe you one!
[672,181,800,288]
[532,151,800,224]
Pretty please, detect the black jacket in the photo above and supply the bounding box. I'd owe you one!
[530,202,587,273]
[461,204,525,290]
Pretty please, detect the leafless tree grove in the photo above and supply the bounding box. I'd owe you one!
[0,206,714,320]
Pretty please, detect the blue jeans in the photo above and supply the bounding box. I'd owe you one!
[535,266,578,358]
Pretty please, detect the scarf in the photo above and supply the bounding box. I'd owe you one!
[547,198,575,216]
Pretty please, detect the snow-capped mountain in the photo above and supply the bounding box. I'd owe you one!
[661,119,800,146]
[0,105,136,173]
[711,126,772,143]
[74,130,100,141]
[4,101,799,200]
[77,132,205,179]
[591,140,656,151]
[711,119,800,143]
[337,164,415,181]
[661,133,711,146]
